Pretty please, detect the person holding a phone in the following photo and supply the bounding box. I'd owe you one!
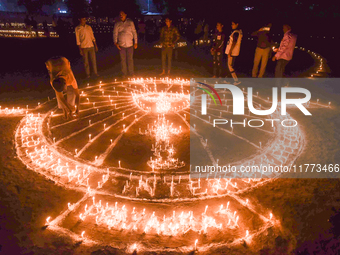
[251,23,273,78]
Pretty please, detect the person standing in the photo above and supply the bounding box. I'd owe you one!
[203,22,209,42]
[75,16,99,79]
[43,20,49,37]
[210,22,225,78]
[113,10,138,78]
[24,15,32,35]
[138,19,146,42]
[272,24,297,78]
[45,56,80,120]
[251,23,273,78]
[225,21,243,85]
[159,17,180,76]
[30,16,38,37]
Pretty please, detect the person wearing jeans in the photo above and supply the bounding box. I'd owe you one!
[159,17,180,76]
[75,16,99,78]
[251,24,273,78]
[211,22,225,78]
[272,24,297,78]
[113,10,138,78]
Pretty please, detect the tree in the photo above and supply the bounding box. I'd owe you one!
[18,0,56,14]
[90,0,140,18]
[65,0,91,17]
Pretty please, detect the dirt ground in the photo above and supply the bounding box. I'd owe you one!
[1,36,340,254]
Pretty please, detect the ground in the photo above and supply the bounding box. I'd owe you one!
[0,35,340,254]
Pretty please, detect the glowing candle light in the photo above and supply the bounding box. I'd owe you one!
[270,213,273,220]
[46,216,51,225]
[118,160,121,168]
[194,239,198,250]
[89,134,92,142]
[81,231,85,238]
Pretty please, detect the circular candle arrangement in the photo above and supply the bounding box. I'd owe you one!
[14,77,331,253]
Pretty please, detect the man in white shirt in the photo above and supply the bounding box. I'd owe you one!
[75,16,99,78]
[113,10,138,78]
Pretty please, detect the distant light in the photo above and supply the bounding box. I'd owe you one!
[244,6,254,11]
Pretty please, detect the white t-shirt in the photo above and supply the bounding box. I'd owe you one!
[75,24,96,48]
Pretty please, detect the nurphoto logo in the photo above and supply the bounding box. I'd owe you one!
[197,83,312,128]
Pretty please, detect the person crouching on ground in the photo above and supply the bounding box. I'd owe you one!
[45,56,80,120]
[211,22,225,78]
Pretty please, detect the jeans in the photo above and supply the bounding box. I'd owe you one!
[275,59,289,78]
[82,47,98,77]
[161,47,173,71]
[252,47,271,78]
[119,46,134,76]
[212,51,223,77]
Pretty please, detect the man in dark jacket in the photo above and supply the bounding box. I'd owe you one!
[211,22,225,78]
[251,23,273,78]
[159,17,180,76]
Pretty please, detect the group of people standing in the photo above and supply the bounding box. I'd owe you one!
[74,11,181,79]
[45,11,298,120]
[45,10,142,120]
[210,20,297,83]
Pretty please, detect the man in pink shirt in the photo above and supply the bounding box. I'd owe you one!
[272,24,297,78]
